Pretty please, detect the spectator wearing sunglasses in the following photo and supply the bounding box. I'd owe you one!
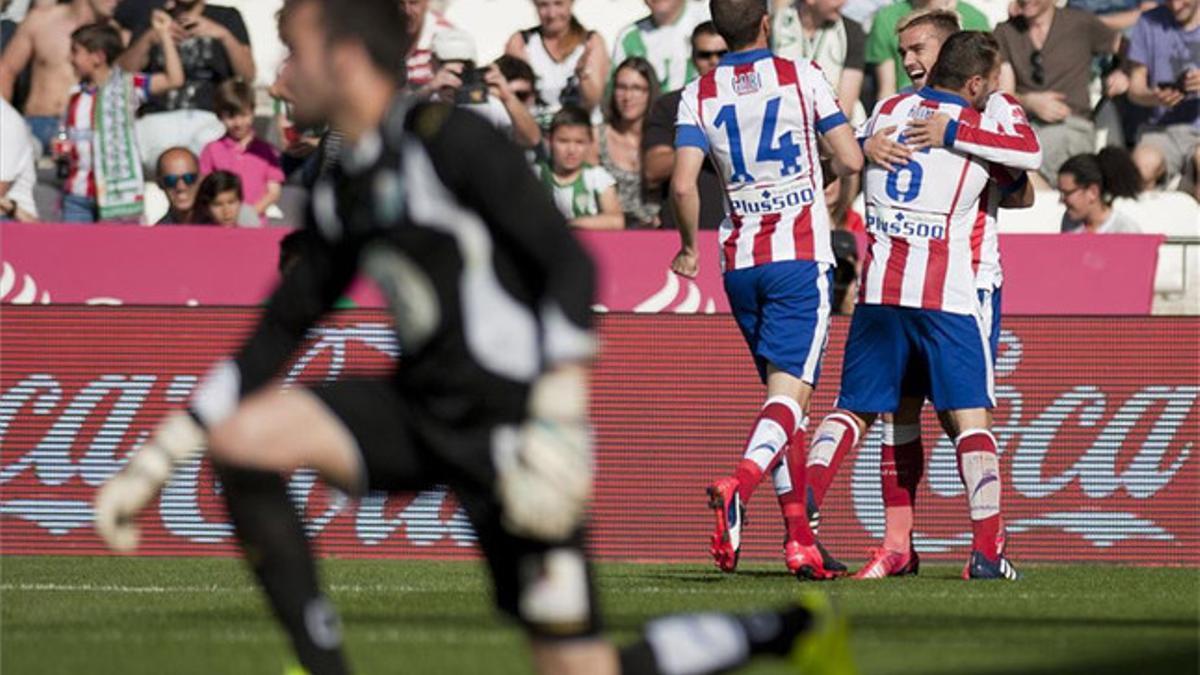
[995,0,1121,188]
[154,146,201,225]
[642,21,727,230]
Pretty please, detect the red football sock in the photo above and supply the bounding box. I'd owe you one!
[782,426,814,545]
[956,430,1002,560]
[880,423,924,552]
[806,413,860,509]
[732,397,799,503]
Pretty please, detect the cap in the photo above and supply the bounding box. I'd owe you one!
[433,28,477,63]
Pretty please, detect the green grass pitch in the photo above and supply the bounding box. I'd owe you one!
[2,556,1196,675]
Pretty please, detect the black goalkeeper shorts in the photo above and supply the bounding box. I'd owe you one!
[309,377,601,640]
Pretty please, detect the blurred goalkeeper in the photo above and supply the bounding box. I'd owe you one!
[94,1,854,674]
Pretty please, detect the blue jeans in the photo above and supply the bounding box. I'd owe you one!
[62,194,97,223]
[26,116,59,154]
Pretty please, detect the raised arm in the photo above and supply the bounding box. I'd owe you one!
[0,18,36,101]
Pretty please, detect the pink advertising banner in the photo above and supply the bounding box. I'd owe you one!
[0,224,1161,314]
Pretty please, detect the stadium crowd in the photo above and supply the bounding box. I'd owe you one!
[0,0,1196,232]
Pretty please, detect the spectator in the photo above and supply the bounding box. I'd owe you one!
[192,169,257,227]
[154,145,200,225]
[1057,148,1143,232]
[1125,0,1200,199]
[825,173,865,232]
[612,0,710,93]
[771,0,866,118]
[0,96,38,221]
[995,0,1120,187]
[424,29,543,149]
[505,0,610,122]
[0,0,120,154]
[537,106,623,229]
[830,229,860,314]
[401,0,456,90]
[60,20,183,223]
[642,21,727,231]
[593,57,660,228]
[199,78,284,223]
[496,54,540,117]
[867,0,990,100]
[117,0,254,167]
[1068,0,1158,31]
[267,56,340,189]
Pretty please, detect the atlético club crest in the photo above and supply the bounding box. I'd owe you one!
[732,71,762,95]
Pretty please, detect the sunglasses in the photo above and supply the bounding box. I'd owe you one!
[1030,50,1045,86]
[160,172,198,189]
[513,89,535,103]
[695,49,728,60]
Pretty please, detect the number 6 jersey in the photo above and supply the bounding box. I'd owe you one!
[859,87,1037,316]
[675,49,848,272]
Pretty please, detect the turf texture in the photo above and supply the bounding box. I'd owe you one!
[1,556,1196,675]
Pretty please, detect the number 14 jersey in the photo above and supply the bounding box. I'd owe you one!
[675,49,848,272]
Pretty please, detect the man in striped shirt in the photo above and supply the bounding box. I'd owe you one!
[829,31,1035,581]
[670,0,863,579]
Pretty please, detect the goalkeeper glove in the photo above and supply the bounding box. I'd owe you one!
[93,410,206,552]
[496,366,593,542]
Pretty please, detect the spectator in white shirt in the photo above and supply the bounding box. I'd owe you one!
[0,96,38,221]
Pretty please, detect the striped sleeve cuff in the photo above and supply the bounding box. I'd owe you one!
[815,112,848,135]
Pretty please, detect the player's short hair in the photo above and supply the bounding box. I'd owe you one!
[70,23,123,65]
[213,79,256,118]
[926,31,1001,91]
[277,0,410,85]
[896,8,961,41]
[692,20,721,44]
[548,105,593,136]
[710,0,766,51]
[495,55,536,87]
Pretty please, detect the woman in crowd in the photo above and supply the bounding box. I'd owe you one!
[193,170,259,227]
[1058,148,1143,234]
[504,0,609,123]
[592,57,660,229]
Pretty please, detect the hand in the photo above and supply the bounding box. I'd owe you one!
[1104,70,1129,98]
[1153,86,1185,109]
[93,411,206,552]
[1182,68,1200,95]
[1024,91,1071,123]
[671,247,699,278]
[183,15,231,42]
[482,64,512,103]
[863,126,913,171]
[427,66,464,94]
[150,9,174,38]
[905,113,953,150]
[497,367,592,541]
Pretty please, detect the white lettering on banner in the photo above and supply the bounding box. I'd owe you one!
[355,490,476,547]
[633,270,719,315]
[850,329,1195,553]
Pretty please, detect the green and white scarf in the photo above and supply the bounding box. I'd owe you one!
[93,68,145,220]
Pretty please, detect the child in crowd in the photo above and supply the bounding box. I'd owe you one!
[193,170,259,227]
[536,106,623,229]
[200,79,284,224]
[60,17,183,223]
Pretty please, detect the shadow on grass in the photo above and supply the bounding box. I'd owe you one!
[981,647,1199,675]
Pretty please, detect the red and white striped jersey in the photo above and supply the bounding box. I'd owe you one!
[675,49,848,272]
[859,88,1040,314]
[973,92,1041,291]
